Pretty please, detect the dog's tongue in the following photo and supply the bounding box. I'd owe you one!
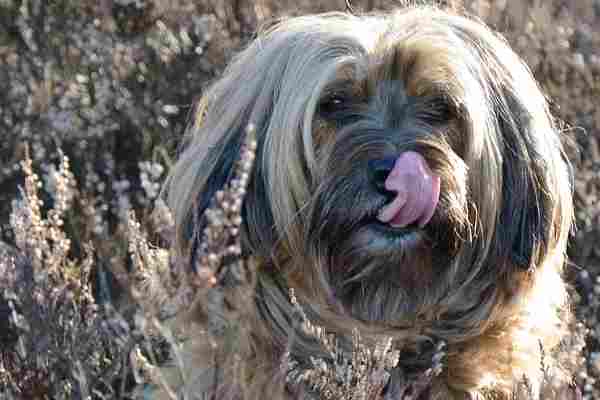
[377,152,440,228]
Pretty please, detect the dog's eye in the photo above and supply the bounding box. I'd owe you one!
[318,95,348,116]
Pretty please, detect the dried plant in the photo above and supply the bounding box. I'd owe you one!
[191,123,257,290]
[285,288,447,400]
[121,123,259,399]
[9,148,75,278]
[127,123,257,323]
[0,149,134,398]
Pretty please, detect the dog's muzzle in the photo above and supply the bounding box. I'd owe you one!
[372,152,441,228]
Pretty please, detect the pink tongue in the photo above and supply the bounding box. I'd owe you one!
[376,152,440,228]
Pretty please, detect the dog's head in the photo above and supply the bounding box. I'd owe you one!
[166,5,573,396]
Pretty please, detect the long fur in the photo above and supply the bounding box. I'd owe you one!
[163,4,574,399]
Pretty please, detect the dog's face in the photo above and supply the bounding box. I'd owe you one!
[167,6,573,394]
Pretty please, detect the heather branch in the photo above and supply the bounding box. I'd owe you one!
[192,123,258,290]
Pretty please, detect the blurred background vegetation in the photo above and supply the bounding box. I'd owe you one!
[1,0,600,398]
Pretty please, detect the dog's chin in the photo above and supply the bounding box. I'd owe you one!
[330,220,439,322]
[349,214,439,255]
[329,218,438,290]
[364,221,426,246]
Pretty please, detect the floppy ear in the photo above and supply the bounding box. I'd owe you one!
[185,119,246,271]
[494,91,569,271]
[441,18,572,274]
[179,107,276,270]
[164,28,287,264]
[166,13,371,268]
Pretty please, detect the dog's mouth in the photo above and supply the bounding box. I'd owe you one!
[368,220,420,235]
[360,216,427,248]
[376,152,441,230]
[313,153,442,248]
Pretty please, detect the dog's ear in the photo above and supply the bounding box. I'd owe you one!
[179,109,275,268]
[440,19,571,274]
[494,91,570,271]
[185,119,244,269]
[166,14,372,267]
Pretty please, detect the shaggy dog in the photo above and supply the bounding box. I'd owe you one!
[163,4,574,399]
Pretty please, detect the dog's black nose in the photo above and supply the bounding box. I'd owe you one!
[368,157,397,194]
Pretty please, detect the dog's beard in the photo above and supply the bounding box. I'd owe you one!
[305,127,470,323]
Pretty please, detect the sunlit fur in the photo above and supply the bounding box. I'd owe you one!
[164,5,573,399]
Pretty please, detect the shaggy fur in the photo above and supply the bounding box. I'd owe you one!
[163,4,574,399]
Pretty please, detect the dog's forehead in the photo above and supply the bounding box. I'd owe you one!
[324,55,452,111]
[325,40,461,103]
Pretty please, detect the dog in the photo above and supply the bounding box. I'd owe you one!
[162,4,575,399]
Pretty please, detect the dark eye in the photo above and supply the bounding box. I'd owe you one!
[318,94,348,116]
